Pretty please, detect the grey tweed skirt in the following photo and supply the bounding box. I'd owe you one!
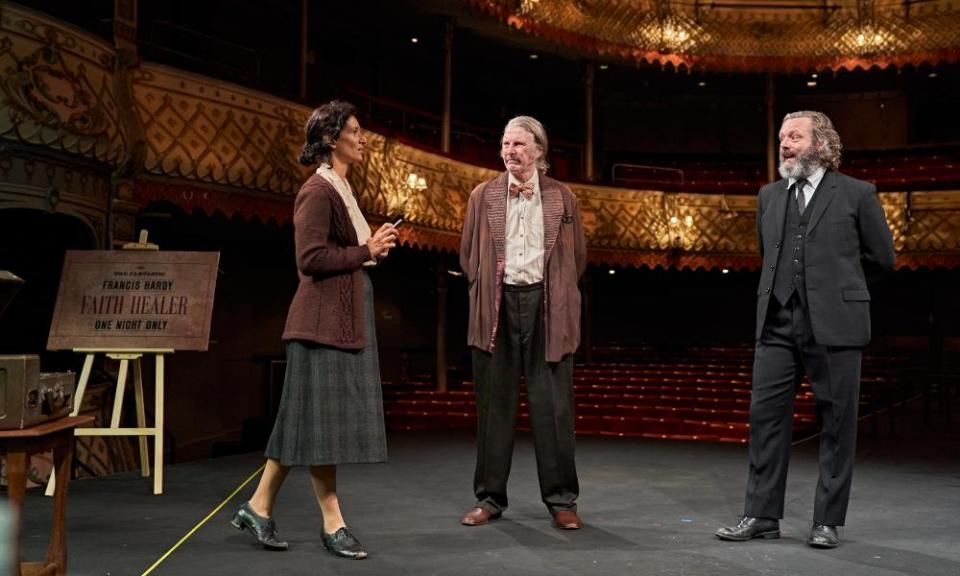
[265,271,387,465]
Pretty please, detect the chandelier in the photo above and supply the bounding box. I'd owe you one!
[631,0,704,55]
[471,0,960,71]
[836,0,913,56]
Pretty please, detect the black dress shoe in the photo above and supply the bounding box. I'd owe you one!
[808,524,840,548]
[231,502,288,550]
[322,527,368,559]
[715,517,781,541]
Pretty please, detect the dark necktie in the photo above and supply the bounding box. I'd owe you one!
[509,182,534,200]
[795,179,807,214]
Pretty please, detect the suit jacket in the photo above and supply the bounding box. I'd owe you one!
[460,172,587,362]
[283,174,372,349]
[755,170,896,346]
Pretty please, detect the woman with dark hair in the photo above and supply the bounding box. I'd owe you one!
[231,100,397,560]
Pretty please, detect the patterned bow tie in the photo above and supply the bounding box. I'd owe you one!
[509,182,534,199]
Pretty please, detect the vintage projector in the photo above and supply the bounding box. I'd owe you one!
[0,271,76,430]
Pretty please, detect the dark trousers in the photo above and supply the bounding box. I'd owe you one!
[745,294,862,526]
[471,283,579,515]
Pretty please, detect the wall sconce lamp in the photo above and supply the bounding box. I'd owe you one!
[406,172,427,192]
[393,171,428,221]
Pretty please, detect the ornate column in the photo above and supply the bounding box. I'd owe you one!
[580,271,594,365]
[435,257,449,393]
[584,63,596,182]
[441,20,454,154]
[765,72,777,184]
[110,0,146,248]
[299,0,309,100]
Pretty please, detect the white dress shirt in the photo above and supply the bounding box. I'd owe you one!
[504,171,545,285]
[788,165,825,208]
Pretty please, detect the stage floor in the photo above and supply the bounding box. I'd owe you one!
[17,402,960,576]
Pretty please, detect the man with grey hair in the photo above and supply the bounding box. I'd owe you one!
[459,115,587,530]
[716,111,895,548]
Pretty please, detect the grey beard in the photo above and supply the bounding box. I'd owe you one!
[778,150,821,180]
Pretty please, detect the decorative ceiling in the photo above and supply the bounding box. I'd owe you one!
[3,2,960,270]
[467,0,960,71]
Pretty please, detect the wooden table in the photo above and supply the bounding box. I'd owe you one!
[1,415,94,576]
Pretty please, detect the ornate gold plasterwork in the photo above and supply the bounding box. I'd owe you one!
[469,0,960,71]
[1,3,958,270]
[347,135,960,269]
[0,149,110,245]
[572,185,758,254]
[890,192,960,251]
[349,132,497,231]
[347,136,761,260]
[0,4,125,164]
[133,64,312,196]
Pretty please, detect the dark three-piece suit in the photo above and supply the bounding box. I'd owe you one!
[747,170,896,525]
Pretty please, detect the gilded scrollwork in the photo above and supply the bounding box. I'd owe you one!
[0,4,124,164]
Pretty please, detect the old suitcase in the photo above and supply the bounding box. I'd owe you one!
[0,355,75,430]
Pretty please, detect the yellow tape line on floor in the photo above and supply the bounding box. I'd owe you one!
[140,463,266,576]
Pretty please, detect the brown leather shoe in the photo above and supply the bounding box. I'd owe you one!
[461,507,500,526]
[553,510,583,530]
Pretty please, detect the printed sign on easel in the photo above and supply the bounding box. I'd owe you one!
[44,246,219,495]
[47,250,219,351]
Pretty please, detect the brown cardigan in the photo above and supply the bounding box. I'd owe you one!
[459,172,587,362]
[282,173,372,349]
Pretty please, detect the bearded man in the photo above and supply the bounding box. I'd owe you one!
[715,111,895,549]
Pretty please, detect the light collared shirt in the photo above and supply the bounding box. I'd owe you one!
[504,171,545,285]
[316,164,375,266]
[788,165,825,208]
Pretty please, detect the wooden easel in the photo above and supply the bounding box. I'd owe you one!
[47,231,172,495]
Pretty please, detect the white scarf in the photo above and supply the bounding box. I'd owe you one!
[316,163,372,247]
